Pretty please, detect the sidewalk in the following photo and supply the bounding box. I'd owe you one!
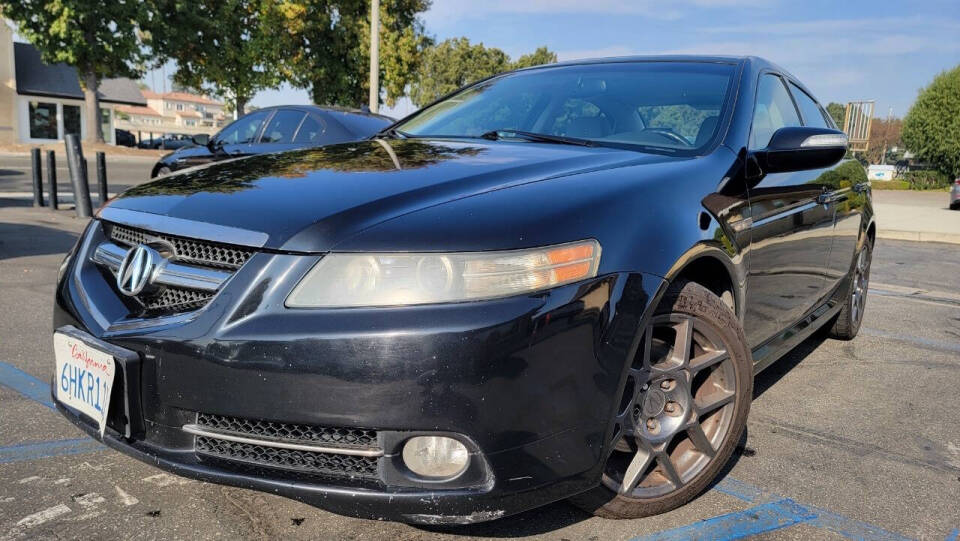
[872,190,960,245]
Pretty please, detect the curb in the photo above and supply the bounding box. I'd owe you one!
[877,229,960,245]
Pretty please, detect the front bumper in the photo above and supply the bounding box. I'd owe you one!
[53,219,663,523]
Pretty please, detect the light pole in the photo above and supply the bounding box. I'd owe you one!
[369,0,380,113]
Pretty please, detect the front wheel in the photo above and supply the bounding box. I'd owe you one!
[571,281,752,518]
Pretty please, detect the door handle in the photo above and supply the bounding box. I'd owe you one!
[852,182,870,193]
[817,190,849,205]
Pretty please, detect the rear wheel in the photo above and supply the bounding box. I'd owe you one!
[571,281,752,518]
[829,236,873,340]
[154,166,171,178]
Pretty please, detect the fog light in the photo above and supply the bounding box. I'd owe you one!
[402,436,469,479]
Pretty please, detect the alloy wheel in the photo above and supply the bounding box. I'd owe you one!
[602,314,739,498]
[850,247,871,326]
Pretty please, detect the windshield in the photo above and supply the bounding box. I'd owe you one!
[395,61,736,154]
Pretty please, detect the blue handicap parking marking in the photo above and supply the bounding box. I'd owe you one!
[0,361,55,410]
[0,438,103,464]
[946,528,959,541]
[632,499,815,541]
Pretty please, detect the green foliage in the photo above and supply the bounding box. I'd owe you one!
[1,0,151,141]
[143,0,280,115]
[870,180,910,190]
[815,160,868,190]
[902,65,960,177]
[262,0,431,108]
[825,102,846,129]
[639,105,717,140]
[901,169,952,190]
[410,38,556,107]
[512,47,558,70]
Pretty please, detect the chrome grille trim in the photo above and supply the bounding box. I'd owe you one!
[99,207,269,249]
[90,241,230,293]
[182,424,384,457]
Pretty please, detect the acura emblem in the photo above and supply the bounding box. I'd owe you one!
[116,244,162,296]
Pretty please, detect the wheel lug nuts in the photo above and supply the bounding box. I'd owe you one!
[660,380,672,390]
[641,383,649,391]
[665,402,677,413]
[646,418,658,430]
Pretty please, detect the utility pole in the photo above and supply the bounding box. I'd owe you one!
[369,0,380,113]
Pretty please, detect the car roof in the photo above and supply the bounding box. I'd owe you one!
[247,104,393,123]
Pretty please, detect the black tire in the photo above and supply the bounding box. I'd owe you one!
[570,281,752,519]
[829,236,873,340]
[155,166,172,178]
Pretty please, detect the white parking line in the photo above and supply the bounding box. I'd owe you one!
[15,504,71,528]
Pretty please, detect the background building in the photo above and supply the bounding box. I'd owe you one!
[113,91,226,140]
[0,20,146,144]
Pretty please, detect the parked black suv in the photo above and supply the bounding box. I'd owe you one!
[53,56,873,525]
[149,105,393,177]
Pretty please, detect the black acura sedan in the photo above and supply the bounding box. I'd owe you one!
[53,56,873,525]
[149,105,393,178]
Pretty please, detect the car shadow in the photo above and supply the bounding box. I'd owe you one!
[0,221,79,260]
[753,330,830,399]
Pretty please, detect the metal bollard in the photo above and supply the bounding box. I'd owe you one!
[96,152,108,206]
[31,148,44,207]
[46,150,58,210]
[64,134,93,218]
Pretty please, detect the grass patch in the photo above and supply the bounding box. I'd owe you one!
[871,180,910,190]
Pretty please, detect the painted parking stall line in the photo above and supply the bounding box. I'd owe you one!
[632,499,815,540]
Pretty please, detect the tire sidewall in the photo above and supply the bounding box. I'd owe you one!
[572,281,753,518]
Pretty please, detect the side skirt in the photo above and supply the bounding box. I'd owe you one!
[750,298,843,374]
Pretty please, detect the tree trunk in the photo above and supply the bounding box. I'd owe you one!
[81,70,104,143]
[234,96,247,119]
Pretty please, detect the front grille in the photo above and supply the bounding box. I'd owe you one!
[100,222,254,316]
[196,413,377,448]
[195,436,379,479]
[106,223,254,270]
[192,413,381,481]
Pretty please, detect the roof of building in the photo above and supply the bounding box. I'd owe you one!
[115,104,163,117]
[142,90,222,106]
[13,43,146,106]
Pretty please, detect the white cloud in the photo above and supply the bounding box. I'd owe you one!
[424,0,778,26]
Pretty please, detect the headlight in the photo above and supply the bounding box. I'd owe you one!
[285,239,601,308]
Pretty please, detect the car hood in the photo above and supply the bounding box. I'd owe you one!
[107,138,676,252]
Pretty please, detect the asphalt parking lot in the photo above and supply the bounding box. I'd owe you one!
[1,200,958,540]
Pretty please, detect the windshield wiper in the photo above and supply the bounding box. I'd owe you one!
[375,126,413,139]
[479,129,595,147]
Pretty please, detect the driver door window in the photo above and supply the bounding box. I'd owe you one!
[749,74,801,150]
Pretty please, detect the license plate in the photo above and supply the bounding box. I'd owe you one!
[54,332,116,436]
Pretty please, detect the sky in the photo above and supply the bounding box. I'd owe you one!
[151,0,958,120]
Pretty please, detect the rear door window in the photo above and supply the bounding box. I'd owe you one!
[261,109,307,143]
[788,82,830,129]
[293,114,327,143]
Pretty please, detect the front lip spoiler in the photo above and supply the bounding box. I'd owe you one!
[180,424,384,457]
[54,400,587,524]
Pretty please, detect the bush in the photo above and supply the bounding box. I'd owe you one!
[902,170,952,190]
[902,65,960,177]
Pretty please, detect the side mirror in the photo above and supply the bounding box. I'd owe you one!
[192,134,210,146]
[750,127,847,176]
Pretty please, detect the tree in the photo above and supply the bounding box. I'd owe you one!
[902,65,960,177]
[410,38,556,107]
[512,47,557,70]
[143,0,279,116]
[1,1,151,143]
[825,102,846,130]
[865,117,902,164]
[263,0,431,108]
